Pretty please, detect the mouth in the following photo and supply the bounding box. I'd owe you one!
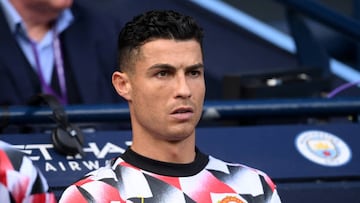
[171,106,195,121]
[171,107,194,114]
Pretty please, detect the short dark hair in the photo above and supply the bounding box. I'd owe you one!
[117,10,204,72]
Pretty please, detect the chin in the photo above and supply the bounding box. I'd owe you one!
[169,126,195,140]
[55,0,73,9]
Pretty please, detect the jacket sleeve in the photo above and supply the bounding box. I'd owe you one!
[0,141,56,203]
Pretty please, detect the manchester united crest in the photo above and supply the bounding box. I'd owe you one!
[211,193,247,203]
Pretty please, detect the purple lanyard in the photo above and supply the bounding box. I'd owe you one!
[30,29,68,104]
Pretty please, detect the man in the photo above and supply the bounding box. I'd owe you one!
[0,140,56,202]
[0,0,122,105]
[59,10,281,202]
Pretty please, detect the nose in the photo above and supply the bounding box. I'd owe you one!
[175,74,192,98]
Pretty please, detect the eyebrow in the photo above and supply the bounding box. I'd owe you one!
[187,63,204,70]
[148,63,204,71]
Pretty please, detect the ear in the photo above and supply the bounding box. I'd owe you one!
[112,71,132,101]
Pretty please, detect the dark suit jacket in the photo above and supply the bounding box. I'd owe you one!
[0,1,124,106]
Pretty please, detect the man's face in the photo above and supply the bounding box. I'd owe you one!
[117,39,205,142]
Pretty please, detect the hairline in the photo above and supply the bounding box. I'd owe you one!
[120,38,203,75]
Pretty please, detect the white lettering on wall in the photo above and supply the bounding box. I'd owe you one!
[44,160,102,172]
[13,142,128,160]
[82,160,100,170]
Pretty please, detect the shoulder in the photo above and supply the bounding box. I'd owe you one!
[59,158,121,202]
[70,162,118,187]
[206,156,281,202]
[207,155,277,190]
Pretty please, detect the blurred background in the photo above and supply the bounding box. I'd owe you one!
[104,0,360,101]
[1,0,360,202]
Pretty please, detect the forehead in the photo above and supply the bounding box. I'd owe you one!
[137,39,203,65]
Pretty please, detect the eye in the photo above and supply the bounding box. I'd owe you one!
[188,70,202,78]
[156,70,169,78]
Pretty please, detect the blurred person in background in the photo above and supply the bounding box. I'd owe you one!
[0,0,123,106]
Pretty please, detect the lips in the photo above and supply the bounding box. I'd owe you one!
[171,106,194,121]
[171,107,194,114]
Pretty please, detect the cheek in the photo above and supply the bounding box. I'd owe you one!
[132,87,169,126]
[132,84,168,109]
[192,80,206,98]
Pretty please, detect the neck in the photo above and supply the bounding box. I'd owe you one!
[27,23,54,42]
[131,135,196,164]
